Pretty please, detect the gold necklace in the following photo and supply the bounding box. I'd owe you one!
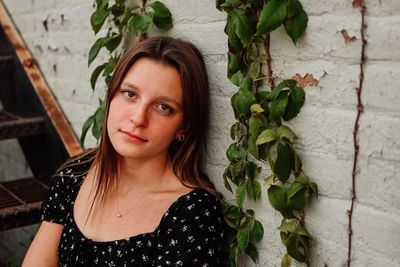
[115,172,164,218]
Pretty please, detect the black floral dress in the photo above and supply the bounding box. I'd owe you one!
[40,160,226,266]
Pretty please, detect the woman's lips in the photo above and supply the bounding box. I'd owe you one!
[120,130,148,142]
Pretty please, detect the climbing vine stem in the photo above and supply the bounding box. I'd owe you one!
[347,0,366,266]
[217,0,319,266]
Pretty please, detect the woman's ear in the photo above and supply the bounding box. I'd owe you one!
[175,129,186,139]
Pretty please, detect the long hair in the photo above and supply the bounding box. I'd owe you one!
[72,37,221,205]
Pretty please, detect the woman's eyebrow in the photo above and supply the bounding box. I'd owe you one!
[154,96,182,108]
[120,81,140,90]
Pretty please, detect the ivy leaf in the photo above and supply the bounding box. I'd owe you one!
[298,235,311,260]
[270,79,294,100]
[216,0,227,10]
[310,182,319,198]
[250,61,260,78]
[252,219,264,242]
[287,182,305,199]
[256,129,277,145]
[245,242,259,263]
[278,218,298,234]
[226,13,244,54]
[88,36,110,66]
[281,231,289,245]
[248,136,258,159]
[236,182,247,209]
[246,209,255,216]
[224,216,238,230]
[287,235,306,262]
[248,180,261,200]
[232,89,257,119]
[286,0,302,19]
[296,175,310,185]
[231,9,254,47]
[267,185,287,214]
[250,104,265,116]
[121,3,140,23]
[90,64,106,90]
[269,92,289,121]
[96,0,109,7]
[298,226,313,240]
[284,6,308,43]
[264,174,275,185]
[283,86,305,120]
[237,221,251,252]
[223,168,233,192]
[91,7,109,34]
[274,142,294,182]
[256,90,271,103]
[149,1,173,30]
[256,0,287,35]
[128,12,154,33]
[287,188,309,210]
[277,125,296,142]
[226,143,247,163]
[105,34,122,53]
[92,104,105,140]
[249,116,266,138]
[228,53,244,78]
[230,70,244,86]
[230,122,240,140]
[226,205,245,219]
[289,145,303,172]
[229,161,243,183]
[80,114,95,146]
[229,243,239,267]
[240,77,253,91]
[246,161,259,180]
[281,253,292,267]
[103,57,118,77]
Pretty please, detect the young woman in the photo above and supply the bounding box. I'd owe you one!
[23,37,225,266]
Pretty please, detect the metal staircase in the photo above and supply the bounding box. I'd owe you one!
[0,3,82,231]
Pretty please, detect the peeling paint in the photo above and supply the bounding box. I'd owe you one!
[341,29,357,43]
[353,0,365,8]
[292,73,319,88]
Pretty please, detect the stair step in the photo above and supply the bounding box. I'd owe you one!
[0,110,46,140]
[0,177,48,231]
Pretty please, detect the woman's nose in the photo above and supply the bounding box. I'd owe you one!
[130,103,148,127]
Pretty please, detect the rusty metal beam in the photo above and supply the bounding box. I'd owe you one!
[0,2,82,156]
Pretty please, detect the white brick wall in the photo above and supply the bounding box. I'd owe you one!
[1,0,399,265]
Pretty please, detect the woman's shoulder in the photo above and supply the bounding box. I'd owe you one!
[163,188,223,224]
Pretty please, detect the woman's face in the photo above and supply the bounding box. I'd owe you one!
[107,57,185,161]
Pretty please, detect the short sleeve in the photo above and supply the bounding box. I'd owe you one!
[40,172,73,225]
[151,190,226,267]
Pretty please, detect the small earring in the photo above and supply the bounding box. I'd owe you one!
[175,134,185,142]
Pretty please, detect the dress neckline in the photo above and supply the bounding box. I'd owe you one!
[70,176,201,245]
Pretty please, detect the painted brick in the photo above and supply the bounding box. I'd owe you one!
[1,0,400,266]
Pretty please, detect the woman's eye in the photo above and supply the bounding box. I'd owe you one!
[122,90,136,98]
[158,104,173,114]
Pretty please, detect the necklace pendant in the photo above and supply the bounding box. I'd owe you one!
[117,213,122,218]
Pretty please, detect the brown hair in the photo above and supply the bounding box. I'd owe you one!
[73,37,221,204]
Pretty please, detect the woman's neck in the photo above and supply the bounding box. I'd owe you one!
[116,153,172,193]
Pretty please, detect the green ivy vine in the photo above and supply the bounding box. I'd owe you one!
[216,0,318,266]
[81,0,173,146]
